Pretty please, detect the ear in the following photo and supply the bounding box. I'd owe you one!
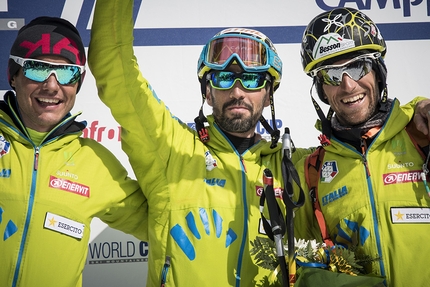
[10,76,16,88]
[206,84,213,107]
[263,90,270,107]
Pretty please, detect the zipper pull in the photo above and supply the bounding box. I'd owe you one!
[240,156,247,173]
[34,147,40,170]
[160,255,171,287]
[360,138,370,177]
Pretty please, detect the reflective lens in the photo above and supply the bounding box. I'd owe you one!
[310,54,378,86]
[208,71,269,90]
[9,55,85,85]
[206,37,268,69]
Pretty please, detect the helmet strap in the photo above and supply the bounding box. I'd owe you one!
[375,57,390,112]
[259,80,280,148]
[311,79,332,146]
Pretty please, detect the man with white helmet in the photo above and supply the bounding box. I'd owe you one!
[294,7,430,286]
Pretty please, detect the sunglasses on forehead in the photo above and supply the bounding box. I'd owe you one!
[310,52,380,86]
[207,71,270,90]
[9,55,85,85]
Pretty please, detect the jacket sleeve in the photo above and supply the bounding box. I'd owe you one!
[88,0,196,190]
[87,140,149,241]
[399,96,427,118]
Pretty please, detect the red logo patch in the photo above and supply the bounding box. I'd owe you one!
[49,175,90,197]
[383,170,424,185]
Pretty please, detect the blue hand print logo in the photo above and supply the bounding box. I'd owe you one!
[170,208,237,260]
[0,207,18,241]
[335,219,370,247]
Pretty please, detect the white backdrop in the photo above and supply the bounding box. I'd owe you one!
[1,0,430,286]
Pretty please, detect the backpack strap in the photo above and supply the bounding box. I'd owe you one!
[305,146,334,247]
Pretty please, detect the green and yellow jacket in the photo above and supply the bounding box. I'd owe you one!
[294,97,430,287]
[0,92,148,287]
[89,0,311,286]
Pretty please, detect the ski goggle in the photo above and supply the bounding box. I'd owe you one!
[9,55,85,85]
[207,71,270,90]
[310,53,379,86]
[199,35,282,76]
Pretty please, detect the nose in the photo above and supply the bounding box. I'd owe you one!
[42,74,61,90]
[229,81,247,99]
[339,72,357,91]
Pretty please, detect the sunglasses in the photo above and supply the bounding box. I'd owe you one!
[10,55,85,85]
[310,53,380,86]
[207,71,270,90]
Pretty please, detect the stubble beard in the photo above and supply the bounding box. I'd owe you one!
[212,98,261,134]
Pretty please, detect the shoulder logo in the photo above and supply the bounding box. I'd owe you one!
[320,160,338,183]
[205,150,218,171]
[0,135,11,157]
[313,33,355,61]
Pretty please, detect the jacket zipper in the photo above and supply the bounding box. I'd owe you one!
[34,147,40,170]
[240,155,247,173]
[160,255,171,287]
[360,138,370,177]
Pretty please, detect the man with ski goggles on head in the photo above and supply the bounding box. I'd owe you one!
[88,1,430,286]
[1,16,148,287]
[293,7,430,287]
[88,0,313,285]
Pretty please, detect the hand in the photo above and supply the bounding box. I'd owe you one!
[414,99,430,136]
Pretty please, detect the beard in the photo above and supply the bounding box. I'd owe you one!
[335,95,378,126]
[212,97,262,134]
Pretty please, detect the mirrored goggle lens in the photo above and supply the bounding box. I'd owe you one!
[22,60,82,85]
[208,71,269,90]
[318,58,373,86]
[206,37,268,69]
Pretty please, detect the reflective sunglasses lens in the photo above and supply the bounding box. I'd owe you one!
[54,66,81,84]
[206,37,267,68]
[22,60,81,85]
[210,71,266,90]
[210,71,235,89]
[241,72,265,89]
[320,59,372,86]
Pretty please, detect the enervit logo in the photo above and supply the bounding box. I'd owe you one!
[49,175,90,197]
[255,185,283,198]
[383,170,424,185]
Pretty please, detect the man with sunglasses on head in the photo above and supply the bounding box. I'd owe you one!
[1,16,148,287]
[88,0,314,286]
[293,7,430,286]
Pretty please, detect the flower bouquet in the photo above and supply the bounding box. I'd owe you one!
[250,237,385,287]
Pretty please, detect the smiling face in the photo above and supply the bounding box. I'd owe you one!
[10,55,78,132]
[321,59,380,126]
[206,65,270,138]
